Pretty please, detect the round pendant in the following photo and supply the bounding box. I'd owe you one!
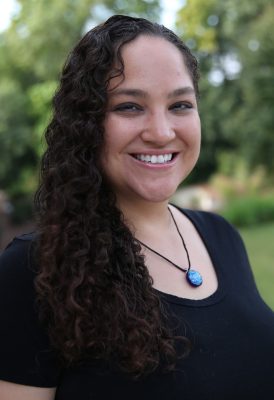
[186,269,203,287]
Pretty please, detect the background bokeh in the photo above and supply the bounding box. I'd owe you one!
[0,0,273,307]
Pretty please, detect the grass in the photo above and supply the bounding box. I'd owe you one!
[239,222,274,310]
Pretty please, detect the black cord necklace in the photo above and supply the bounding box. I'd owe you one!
[136,207,203,287]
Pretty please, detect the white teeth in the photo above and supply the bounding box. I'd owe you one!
[135,153,173,164]
[158,155,165,163]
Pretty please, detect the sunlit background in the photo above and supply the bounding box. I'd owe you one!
[0,0,273,308]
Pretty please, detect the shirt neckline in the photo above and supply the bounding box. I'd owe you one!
[153,206,227,307]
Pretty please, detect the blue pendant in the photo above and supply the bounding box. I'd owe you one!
[186,269,203,287]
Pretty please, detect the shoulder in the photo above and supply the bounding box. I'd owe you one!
[176,207,233,229]
[175,207,255,278]
[0,231,39,320]
[0,232,38,292]
[181,207,236,230]
[0,232,61,387]
[0,231,37,260]
[175,207,246,248]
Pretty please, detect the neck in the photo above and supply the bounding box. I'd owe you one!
[116,197,172,239]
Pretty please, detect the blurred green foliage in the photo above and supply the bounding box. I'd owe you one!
[0,0,161,221]
[177,0,274,182]
[240,223,274,310]
[1,0,274,222]
[221,194,274,227]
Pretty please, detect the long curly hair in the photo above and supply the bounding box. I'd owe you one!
[34,15,199,378]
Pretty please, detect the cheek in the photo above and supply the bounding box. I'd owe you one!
[101,124,119,164]
[190,114,201,140]
[177,117,201,146]
[103,114,140,154]
[193,120,201,145]
[101,118,126,170]
[103,115,125,148]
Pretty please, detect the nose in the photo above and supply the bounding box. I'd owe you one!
[140,111,176,145]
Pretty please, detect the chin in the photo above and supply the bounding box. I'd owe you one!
[140,176,186,202]
[138,187,178,203]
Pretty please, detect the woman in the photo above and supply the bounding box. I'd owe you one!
[0,15,273,400]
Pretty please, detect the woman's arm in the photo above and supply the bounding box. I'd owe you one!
[0,380,56,400]
[0,237,61,394]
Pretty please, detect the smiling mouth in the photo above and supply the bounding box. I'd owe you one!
[131,153,177,164]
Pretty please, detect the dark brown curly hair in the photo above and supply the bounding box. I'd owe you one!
[34,14,199,378]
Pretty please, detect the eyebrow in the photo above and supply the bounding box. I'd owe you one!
[168,87,196,98]
[108,89,147,98]
[108,86,196,98]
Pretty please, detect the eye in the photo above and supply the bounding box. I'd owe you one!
[113,103,143,112]
[169,102,193,112]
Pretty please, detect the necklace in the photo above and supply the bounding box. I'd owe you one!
[136,207,203,287]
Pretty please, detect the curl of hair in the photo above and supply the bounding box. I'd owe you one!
[34,15,198,378]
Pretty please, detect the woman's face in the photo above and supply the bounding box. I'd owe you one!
[101,35,201,205]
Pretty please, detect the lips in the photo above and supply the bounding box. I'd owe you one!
[131,153,177,164]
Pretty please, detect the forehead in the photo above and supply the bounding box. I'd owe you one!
[108,35,193,91]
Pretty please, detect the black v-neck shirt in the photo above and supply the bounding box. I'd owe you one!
[0,209,274,399]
